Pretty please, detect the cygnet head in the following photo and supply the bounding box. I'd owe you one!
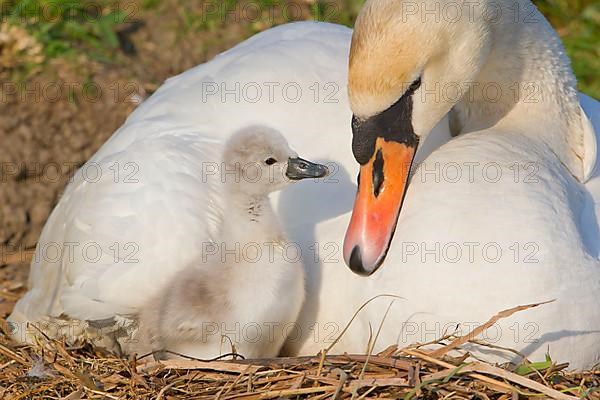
[222,126,329,196]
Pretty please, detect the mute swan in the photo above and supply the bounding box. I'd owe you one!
[8,1,600,369]
[343,0,598,275]
[134,126,327,360]
[338,0,600,368]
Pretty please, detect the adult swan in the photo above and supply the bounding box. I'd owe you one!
[9,0,600,369]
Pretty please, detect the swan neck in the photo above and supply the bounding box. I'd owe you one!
[453,0,587,179]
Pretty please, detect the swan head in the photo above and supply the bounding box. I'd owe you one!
[344,0,493,275]
[223,126,329,196]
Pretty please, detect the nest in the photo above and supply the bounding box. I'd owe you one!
[1,302,599,399]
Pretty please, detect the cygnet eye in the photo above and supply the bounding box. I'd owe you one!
[265,157,277,165]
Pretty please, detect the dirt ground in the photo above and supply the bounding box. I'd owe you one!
[0,0,321,317]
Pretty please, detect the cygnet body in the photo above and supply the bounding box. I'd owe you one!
[136,126,328,360]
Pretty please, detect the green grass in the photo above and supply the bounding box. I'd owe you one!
[533,0,600,98]
[1,0,127,61]
[171,0,363,35]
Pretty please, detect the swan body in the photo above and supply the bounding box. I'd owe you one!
[134,127,325,360]
[9,2,600,369]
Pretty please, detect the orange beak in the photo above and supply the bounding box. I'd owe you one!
[343,137,417,275]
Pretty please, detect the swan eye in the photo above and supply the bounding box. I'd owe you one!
[409,77,422,92]
[265,157,277,165]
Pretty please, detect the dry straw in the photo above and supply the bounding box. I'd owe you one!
[0,301,599,399]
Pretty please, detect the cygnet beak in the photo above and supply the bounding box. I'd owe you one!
[285,157,329,180]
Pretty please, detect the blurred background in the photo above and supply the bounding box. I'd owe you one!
[0,0,598,312]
